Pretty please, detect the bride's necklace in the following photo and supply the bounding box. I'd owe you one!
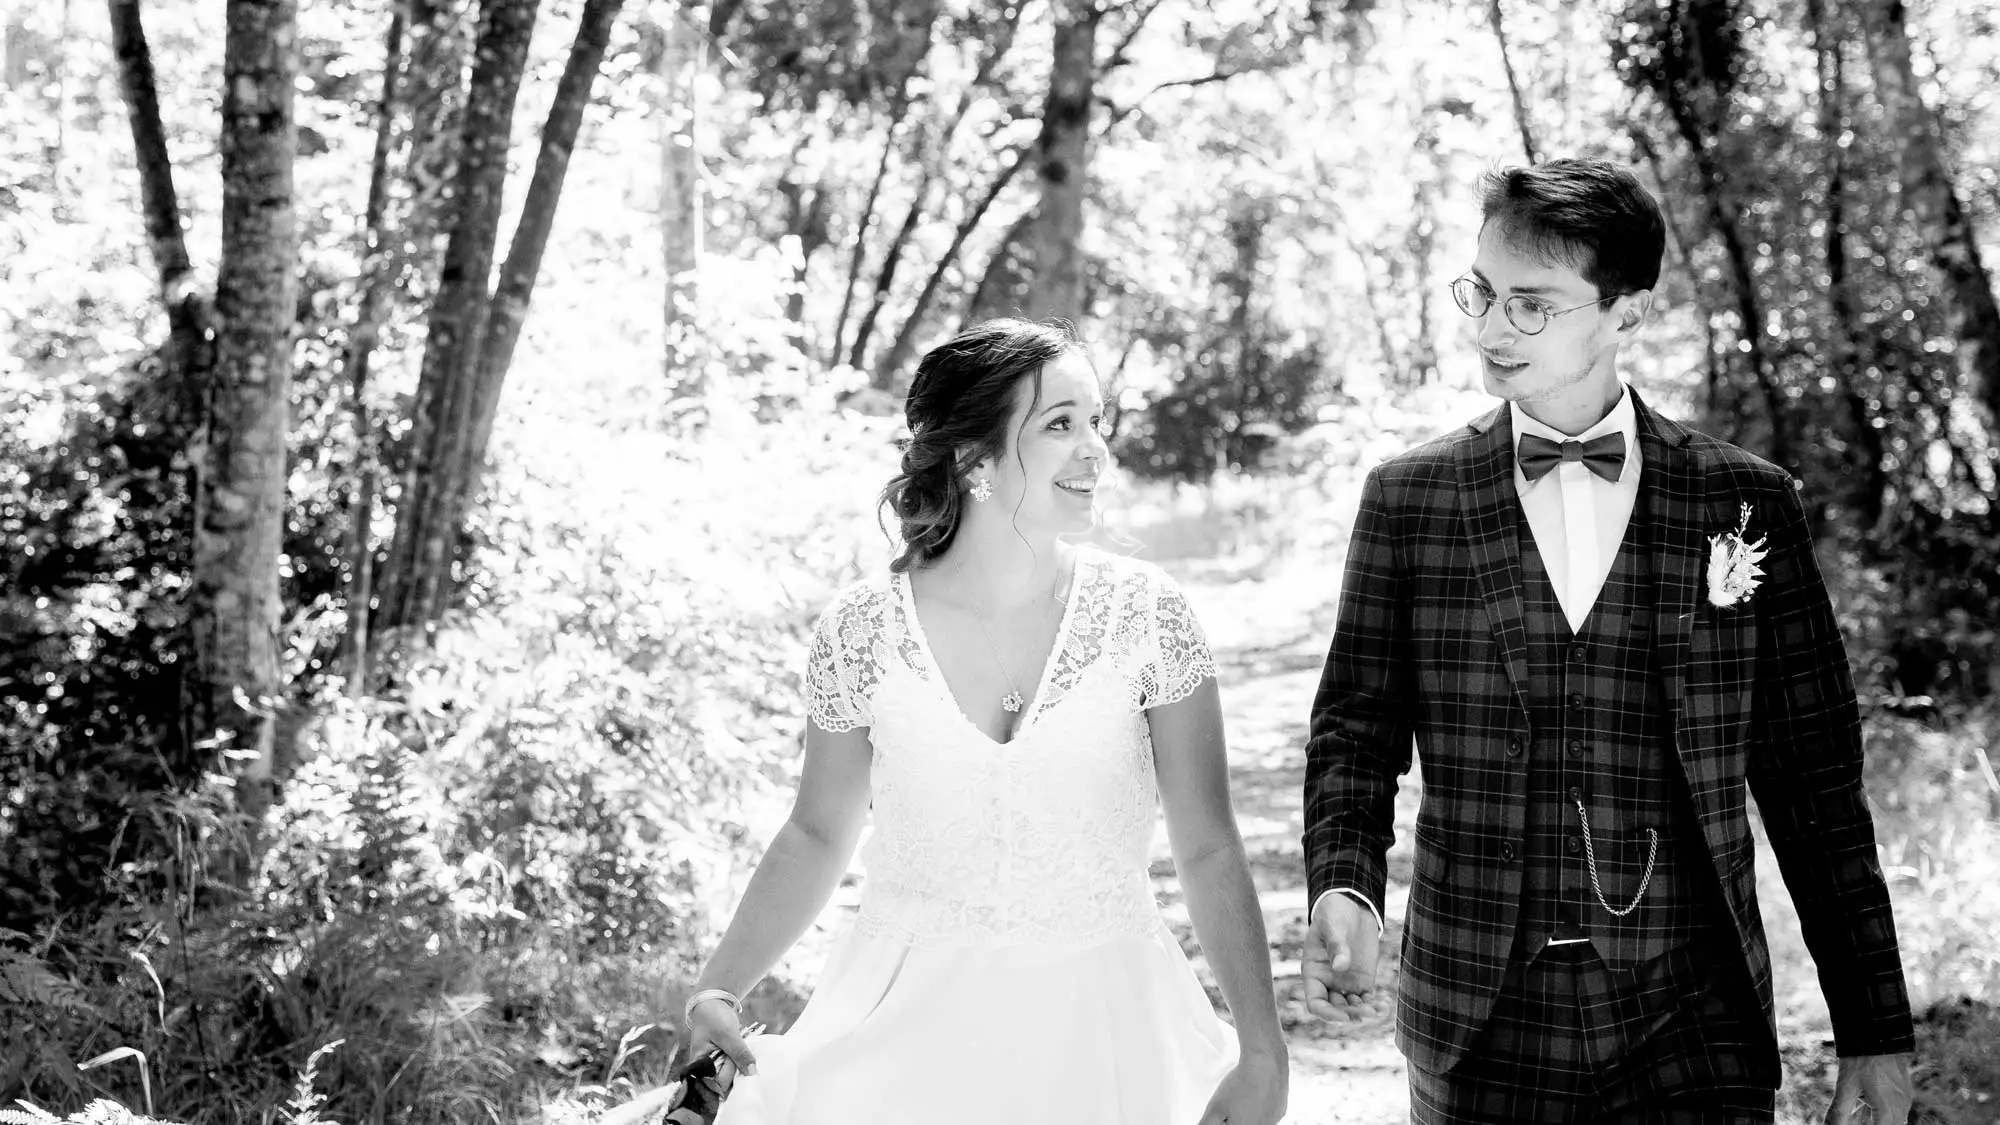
[974,613,1032,714]
[954,556,1069,714]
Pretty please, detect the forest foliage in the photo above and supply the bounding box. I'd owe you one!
[3,0,1999,1121]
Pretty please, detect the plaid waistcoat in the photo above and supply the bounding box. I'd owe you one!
[1516,497,1723,966]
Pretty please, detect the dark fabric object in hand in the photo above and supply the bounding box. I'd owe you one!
[663,1053,733,1125]
[662,1022,763,1125]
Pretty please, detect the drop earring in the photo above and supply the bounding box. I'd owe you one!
[969,476,994,502]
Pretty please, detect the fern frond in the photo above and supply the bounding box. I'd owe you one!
[0,1099,61,1124]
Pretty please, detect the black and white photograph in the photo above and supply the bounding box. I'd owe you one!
[2,0,1997,1122]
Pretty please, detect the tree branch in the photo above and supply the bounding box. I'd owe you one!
[106,0,209,373]
[1488,0,1539,163]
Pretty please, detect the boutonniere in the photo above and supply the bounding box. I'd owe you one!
[1706,502,1769,608]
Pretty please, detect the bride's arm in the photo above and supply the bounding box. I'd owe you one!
[1151,680,1288,1069]
[690,720,873,1003]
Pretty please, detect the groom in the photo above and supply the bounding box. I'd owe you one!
[1298,159,1916,1122]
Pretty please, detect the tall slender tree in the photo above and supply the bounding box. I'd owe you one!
[376,0,540,636]
[1488,0,1539,163]
[1619,0,1789,468]
[107,0,209,385]
[340,7,407,692]
[1857,0,2000,443]
[657,0,703,376]
[877,143,1032,386]
[1808,0,1887,527]
[197,0,299,817]
[1025,0,1099,323]
[375,0,629,639]
[469,0,628,462]
[853,4,1024,382]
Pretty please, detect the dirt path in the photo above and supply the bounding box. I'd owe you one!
[1152,565,1420,1124]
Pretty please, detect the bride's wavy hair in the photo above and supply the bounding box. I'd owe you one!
[879,318,1083,573]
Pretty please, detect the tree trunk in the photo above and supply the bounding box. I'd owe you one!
[1408,122,1441,385]
[847,163,936,373]
[658,0,702,375]
[1345,232,1403,381]
[1025,0,1098,323]
[1222,201,1259,465]
[777,135,827,355]
[49,0,73,174]
[831,92,913,367]
[845,6,1019,379]
[107,0,209,380]
[1810,0,1886,528]
[1657,84,1789,469]
[1858,0,2000,436]
[398,0,473,280]
[468,0,625,467]
[375,0,539,638]
[197,0,299,821]
[340,7,407,692]
[876,144,1032,387]
[966,208,1035,326]
[1488,0,1539,163]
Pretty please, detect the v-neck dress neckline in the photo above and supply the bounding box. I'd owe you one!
[894,549,1092,747]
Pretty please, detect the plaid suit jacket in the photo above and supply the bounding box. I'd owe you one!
[1302,391,1915,1074]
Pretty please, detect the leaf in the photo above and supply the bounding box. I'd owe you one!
[77,1048,145,1072]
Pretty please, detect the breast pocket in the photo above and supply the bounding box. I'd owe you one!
[1413,598,1498,699]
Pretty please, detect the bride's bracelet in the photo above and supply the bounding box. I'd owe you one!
[683,988,742,1028]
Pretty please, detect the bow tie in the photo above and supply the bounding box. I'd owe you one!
[1518,432,1626,484]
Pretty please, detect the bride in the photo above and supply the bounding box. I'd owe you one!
[680,318,1290,1125]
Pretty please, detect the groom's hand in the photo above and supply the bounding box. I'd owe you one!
[1302,893,1382,1023]
[1826,1052,1914,1124]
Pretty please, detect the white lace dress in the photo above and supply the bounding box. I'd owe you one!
[714,548,1238,1125]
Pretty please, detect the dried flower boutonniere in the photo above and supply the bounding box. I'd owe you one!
[1706,502,1769,608]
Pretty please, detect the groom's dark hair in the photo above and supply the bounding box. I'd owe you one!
[1478,158,1666,299]
[879,318,1085,573]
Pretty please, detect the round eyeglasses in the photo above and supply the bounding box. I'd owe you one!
[1450,277,1617,336]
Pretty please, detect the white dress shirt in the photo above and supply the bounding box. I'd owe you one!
[1311,386,1643,936]
[1509,386,1643,632]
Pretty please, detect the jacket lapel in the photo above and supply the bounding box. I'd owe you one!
[1459,405,1531,714]
[1634,390,1704,729]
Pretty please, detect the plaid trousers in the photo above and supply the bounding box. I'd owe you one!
[1407,933,1775,1125]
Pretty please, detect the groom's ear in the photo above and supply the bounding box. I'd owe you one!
[1616,290,1653,332]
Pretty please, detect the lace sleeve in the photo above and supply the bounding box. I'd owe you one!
[805,585,884,732]
[1139,568,1217,710]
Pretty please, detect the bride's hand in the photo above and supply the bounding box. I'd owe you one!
[683,997,759,1078]
[1196,1048,1288,1125]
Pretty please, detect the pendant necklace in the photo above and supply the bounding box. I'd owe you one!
[962,557,1069,714]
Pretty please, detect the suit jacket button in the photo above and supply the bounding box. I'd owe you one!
[1565,834,1583,856]
[1507,735,1523,758]
[1501,841,1518,862]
